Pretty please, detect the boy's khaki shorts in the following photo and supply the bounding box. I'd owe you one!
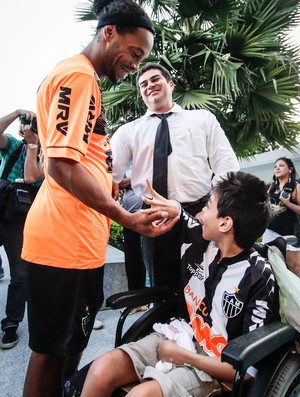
[118,333,223,397]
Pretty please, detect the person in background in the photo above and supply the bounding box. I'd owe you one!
[0,109,44,349]
[119,167,148,314]
[81,171,276,397]
[111,62,240,295]
[0,153,4,280]
[20,2,175,397]
[0,145,4,278]
[0,159,4,279]
[262,157,300,276]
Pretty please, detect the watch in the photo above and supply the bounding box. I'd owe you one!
[28,143,38,150]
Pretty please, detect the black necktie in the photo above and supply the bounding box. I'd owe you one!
[152,113,173,198]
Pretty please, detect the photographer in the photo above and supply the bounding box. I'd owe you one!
[262,157,300,276]
[0,109,44,349]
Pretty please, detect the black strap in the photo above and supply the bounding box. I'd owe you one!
[1,144,23,180]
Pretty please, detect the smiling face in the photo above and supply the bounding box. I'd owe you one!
[199,193,221,241]
[103,26,154,84]
[138,68,174,112]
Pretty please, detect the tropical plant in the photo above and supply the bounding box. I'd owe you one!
[76,0,300,157]
[108,220,124,250]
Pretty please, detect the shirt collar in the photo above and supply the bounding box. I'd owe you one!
[144,103,183,117]
[216,248,254,267]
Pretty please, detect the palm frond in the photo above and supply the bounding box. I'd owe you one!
[173,88,221,110]
[74,0,300,157]
[75,0,95,21]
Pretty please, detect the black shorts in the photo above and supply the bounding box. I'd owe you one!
[26,262,104,356]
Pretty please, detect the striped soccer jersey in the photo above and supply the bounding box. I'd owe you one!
[180,210,277,358]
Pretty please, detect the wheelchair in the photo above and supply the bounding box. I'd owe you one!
[64,236,300,397]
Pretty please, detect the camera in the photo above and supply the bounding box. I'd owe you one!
[281,187,292,199]
[19,113,38,136]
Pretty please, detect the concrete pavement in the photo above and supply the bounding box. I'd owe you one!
[0,245,134,397]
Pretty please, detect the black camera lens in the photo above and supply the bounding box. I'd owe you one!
[30,118,38,134]
[281,187,292,199]
[281,191,290,199]
[19,114,38,134]
[19,113,30,125]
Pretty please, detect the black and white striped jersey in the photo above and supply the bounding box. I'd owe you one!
[180,210,277,358]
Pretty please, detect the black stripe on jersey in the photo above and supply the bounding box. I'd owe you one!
[203,249,253,329]
[180,209,277,348]
[46,145,85,157]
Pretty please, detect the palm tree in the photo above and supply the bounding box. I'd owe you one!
[76,0,300,157]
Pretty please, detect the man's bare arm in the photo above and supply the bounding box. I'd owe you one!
[48,158,178,237]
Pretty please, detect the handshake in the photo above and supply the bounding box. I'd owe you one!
[141,180,181,226]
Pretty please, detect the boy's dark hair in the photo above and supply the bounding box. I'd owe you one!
[136,63,172,88]
[94,0,154,35]
[214,171,271,249]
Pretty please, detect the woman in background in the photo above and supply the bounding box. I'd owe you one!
[262,157,300,276]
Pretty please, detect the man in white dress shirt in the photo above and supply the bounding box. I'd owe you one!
[111,63,239,294]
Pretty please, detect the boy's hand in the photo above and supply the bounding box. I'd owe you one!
[141,180,181,218]
[157,340,188,365]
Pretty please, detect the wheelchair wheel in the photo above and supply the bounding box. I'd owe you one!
[266,354,300,397]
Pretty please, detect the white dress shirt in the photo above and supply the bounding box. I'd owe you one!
[111,104,239,203]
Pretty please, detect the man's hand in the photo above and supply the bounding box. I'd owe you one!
[18,111,36,137]
[18,110,36,120]
[24,127,39,145]
[0,109,36,149]
[130,210,178,237]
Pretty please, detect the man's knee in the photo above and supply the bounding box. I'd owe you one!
[23,352,66,397]
[27,351,65,372]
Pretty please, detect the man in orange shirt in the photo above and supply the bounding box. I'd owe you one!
[21,2,175,396]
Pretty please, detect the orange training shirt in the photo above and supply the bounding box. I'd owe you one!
[22,54,112,269]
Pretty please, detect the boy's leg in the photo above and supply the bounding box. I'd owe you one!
[81,348,139,397]
[127,380,163,397]
[82,333,163,397]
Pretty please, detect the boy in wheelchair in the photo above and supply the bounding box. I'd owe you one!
[81,171,277,397]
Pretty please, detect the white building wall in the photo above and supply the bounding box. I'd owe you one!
[239,145,300,184]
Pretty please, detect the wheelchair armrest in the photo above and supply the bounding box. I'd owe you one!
[221,321,297,371]
[106,286,174,309]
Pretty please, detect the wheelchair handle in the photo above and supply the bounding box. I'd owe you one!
[282,235,298,246]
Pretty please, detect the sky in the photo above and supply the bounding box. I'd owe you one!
[0,0,95,136]
[1,0,300,138]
